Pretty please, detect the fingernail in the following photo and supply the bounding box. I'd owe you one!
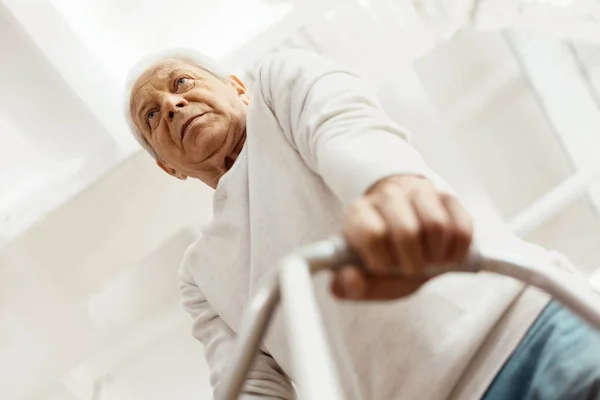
[344,279,364,300]
[339,268,364,300]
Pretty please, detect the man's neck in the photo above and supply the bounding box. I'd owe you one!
[231,129,247,160]
[225,128,246,170]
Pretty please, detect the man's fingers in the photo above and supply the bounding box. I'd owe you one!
[331,266,367,299]
[441,194,474,263]
[362,276,428,300]
[343,200,394,273]
[411,190,449,264]
[336,176,475,302]
[375,186,424,275]
[332,267,428,300]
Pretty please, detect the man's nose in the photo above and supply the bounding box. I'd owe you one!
[163,96,188,121]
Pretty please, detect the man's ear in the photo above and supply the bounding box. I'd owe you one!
[157,160,188,180]
[229,75,249,105]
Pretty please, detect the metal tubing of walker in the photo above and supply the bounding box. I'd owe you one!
[218,272,281,400]
[477,246,600,332]
[219,237,600,399]
[279,256,344,400]
[219,238,353,400]
[278,239,357,400]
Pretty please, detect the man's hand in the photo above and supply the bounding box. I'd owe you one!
[332,175,474,300]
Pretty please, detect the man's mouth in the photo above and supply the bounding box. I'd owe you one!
[181,113,206,140]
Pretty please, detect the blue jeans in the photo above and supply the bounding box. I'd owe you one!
[483,301,600,400]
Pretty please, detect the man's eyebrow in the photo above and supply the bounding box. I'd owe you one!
[167,69,182,81]
[131,92,153,133]
[167,66,197,81]
[134,82,160,119]
[133,93,149,123]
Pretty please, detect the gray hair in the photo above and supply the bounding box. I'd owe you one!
[124,48,230,159]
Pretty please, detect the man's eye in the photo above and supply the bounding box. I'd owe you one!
[147,110,157,123]
[177,77,188,87]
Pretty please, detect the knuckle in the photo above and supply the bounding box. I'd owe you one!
[344,202,368,229]
[412,184,434,197]
[362,224,387,246]
[344,207,387,247]
[381,183,399,196]
[450,227,473,249]
[346,199,367,215]
[395,224,420,245]
[379,184,404,202]
[439,192,456,204]
[423,218,446,235]
[342,217,360,242]
[454,220,474,237]
[455,226,473,243]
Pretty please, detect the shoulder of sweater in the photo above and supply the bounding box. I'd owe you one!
[255,48,332,77]
[253,49,357,102]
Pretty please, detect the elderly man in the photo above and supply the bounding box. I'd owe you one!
[125,48,600,399]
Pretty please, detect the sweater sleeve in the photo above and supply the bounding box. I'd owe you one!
[179,266,295,399]
[256,49,436,204]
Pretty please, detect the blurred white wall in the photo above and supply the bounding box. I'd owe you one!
[49,0,295,80]
[0,7,119,239]
[415,30,573,219]
[414,29,600,268]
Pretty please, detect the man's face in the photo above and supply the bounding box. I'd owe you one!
[130,59,249,188]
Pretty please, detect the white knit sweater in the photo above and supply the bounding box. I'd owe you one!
[179,49,551,400]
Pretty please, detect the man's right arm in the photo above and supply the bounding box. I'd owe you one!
[180,266,295,399]
[257,49,473,300]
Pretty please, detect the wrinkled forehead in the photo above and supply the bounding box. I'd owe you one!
[129,59,202,116]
